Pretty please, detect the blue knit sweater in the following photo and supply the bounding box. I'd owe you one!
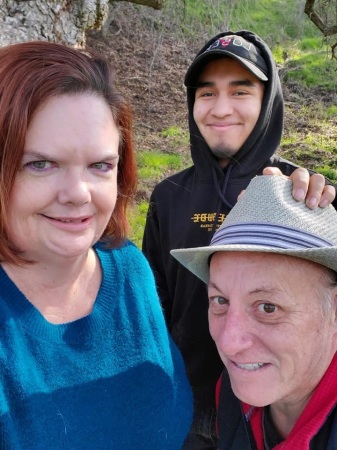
[0,241,192,449]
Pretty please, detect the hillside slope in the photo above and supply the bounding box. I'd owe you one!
[87,2,337,199]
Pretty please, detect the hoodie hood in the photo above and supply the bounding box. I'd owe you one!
[185,30,284,190]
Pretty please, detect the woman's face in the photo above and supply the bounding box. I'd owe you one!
[8,94,120,263]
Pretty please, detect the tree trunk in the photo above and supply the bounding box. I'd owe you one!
[123,0,163,9]
[304,0,337,59]
[0,0,164,48]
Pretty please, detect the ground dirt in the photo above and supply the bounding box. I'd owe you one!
[86,2,337,200]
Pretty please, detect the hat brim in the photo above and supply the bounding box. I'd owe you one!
[185,50,268,87]
[171,245,337,284]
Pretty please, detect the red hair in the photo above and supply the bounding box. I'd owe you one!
[0,41,137,264]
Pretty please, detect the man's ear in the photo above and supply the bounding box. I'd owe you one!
[333,287,337,326]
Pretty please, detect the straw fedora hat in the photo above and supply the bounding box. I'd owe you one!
[171,176,337,283]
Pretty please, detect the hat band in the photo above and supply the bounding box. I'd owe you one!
[211,223,333,249]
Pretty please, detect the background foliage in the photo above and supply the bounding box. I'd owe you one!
[91,0,337,247]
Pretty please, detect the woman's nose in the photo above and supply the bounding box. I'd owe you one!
[57,171,91,205]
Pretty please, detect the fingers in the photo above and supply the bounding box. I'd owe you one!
[288,167,310,203]
[237,190,245,201]
[316,184,336,208]
[263,167,336,208]
[262,166,308,202]
[289,169,335,209]
[262,167,287,177]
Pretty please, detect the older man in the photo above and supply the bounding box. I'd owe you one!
[172,176,337,449]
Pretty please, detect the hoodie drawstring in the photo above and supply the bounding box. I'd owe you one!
[212,165,234,209]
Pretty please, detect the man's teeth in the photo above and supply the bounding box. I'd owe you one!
[236,363,265,371]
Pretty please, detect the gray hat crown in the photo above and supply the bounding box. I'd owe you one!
[220,176,337,246]
[171,176,337,283]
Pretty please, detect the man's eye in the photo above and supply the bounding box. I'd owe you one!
[211,296,227,306]
[257,303,277,314]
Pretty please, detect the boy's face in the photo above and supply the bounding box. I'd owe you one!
[193,58,264,167]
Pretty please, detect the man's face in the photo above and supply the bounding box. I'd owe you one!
[208,251,337,414]
[193,58,264,167]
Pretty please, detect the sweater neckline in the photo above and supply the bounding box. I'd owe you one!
[0,246,116,344]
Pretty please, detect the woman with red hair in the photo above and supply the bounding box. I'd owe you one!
[0,41,192,448]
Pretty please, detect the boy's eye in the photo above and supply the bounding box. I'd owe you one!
[233,90,248,96]
[195,88,215,98]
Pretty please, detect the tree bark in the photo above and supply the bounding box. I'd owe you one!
[305,0,337,36]
[123,0,163,9]
[0,0,164,48]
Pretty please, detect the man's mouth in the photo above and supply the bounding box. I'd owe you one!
[234,362,266,371]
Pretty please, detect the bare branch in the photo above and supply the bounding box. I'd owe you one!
[304,0,337,58]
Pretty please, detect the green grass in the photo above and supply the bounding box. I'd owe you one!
[280,104,337,178]
[316,166,337,182]
[137,152,179,178]
[136,127,190,185]
[161,126,190,150]
[131,128,191,246]
[128,201,149,248]
[163,0,337,90]
[326,105,337,118]
[284,53,337,89]
[137,150,182,179]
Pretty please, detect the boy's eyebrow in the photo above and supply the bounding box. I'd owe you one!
[196,81,215,89]
[196,79,257,89]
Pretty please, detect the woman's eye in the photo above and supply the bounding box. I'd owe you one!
[257,303,277,314]
[90,162,113,172]
[26,160,53,171]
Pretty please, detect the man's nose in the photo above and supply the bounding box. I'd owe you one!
[210,308,254,357]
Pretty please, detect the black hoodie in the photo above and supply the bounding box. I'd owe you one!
[142,30,337,419]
